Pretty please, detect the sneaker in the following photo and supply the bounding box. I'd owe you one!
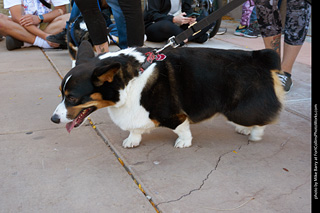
[6,36,24,50]
[216,27,227,35]
[234,25,258,38]
[249,21,260,37]
[46,28,67,49]
[277,72,293,93]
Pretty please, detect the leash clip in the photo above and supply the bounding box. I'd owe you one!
[155,36,179,54]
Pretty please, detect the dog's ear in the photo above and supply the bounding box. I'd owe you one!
[76,40,95,66]
[92,63,121,86]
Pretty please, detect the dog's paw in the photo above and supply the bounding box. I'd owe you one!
[249,134,262,141]
[235,125,252,135]
[174,137,192,148]
[122,133,141,148]
[248,126,265,141]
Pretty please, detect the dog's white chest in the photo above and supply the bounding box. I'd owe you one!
[107,64,156,131]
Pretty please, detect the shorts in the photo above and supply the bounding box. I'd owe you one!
[255,0,311,45]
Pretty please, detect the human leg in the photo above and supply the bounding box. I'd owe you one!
[44,13,70,35]
[107,0,128,49]
[145,20,183,42]
[282,0,311,74]
[255,0,282,54]
[118,0,144,47]
[240,0,255,27]
[0,13,36,44]
[75,0,109,53]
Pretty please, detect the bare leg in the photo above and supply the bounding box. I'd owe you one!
[94,42,109,54]
[262,34,281,55]
[281,43,302,74]
[0,14,36,44]
[43,13,70,35]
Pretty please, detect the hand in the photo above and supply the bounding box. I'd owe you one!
[19,14,40,26]
[173,12,194,26]
[188,17,197,25]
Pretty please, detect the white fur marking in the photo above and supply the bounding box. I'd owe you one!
[63,75,72,93]
[173,119,193,148]
[234,124,252,135]
[107,64,157,147]
[229,122,265,141]
[249,126,265,141]
[52,98,72,123]
[52,75,73,123]
[98,48,145,63]
[79,22,88,31]
[71,60,76,68]
[122,129,144,148]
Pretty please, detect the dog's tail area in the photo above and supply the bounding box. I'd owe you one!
[271,70,285,107]
[254,49,285,123]
[253,49,281,71]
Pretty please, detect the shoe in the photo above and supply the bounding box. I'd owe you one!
[249,21,260,37]
[234,25,258,38]
[193,32,209,43]
[6,36,23,50]
[46,28,67,48]
[216,27,227,35]
[277,72,293,93]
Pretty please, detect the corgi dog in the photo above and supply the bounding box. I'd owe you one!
[51,41,284,148]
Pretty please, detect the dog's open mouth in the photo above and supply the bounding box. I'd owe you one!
[66,107,96,133]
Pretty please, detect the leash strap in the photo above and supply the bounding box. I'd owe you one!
[39,0,52,9]
[141,0,248,72]
[169,0,247,47]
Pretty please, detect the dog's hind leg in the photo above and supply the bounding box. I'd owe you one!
[229,122,265,141]
[122,129,144,148]
[229,122,252,136]
[249,125,265,141]
[173,119,193,148]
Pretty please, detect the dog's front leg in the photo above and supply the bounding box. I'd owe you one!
[122,129,144,148]
[173,119,193,148]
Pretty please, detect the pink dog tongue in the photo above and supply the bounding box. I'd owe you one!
[66,120,77,133]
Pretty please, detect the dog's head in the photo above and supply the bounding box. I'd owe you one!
[51,41,145,132]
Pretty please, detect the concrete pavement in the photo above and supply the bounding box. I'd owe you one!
[0,21,312,213]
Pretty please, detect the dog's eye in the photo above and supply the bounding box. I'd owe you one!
[66,95,79,104]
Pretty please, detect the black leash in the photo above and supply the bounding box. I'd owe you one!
[156,0,248,53]
[140,0,248,72]
[39,0,52,9]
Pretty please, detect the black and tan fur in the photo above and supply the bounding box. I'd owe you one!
[52,41,284,148]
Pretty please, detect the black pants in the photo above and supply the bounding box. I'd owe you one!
[118,0,145,47]
[75,0,107,45]
[146,20,213,43]
[75,0,144,47]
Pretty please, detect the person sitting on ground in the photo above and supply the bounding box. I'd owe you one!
[144,0,213,44]
[0,0,70,50]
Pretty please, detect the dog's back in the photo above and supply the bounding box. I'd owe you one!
[140,48,284,127]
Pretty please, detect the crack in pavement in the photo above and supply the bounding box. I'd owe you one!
[156,149,234,208]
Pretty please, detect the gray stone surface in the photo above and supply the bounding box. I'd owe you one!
[0,20,312,212]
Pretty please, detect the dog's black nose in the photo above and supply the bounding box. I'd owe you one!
[51,114,60,124]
